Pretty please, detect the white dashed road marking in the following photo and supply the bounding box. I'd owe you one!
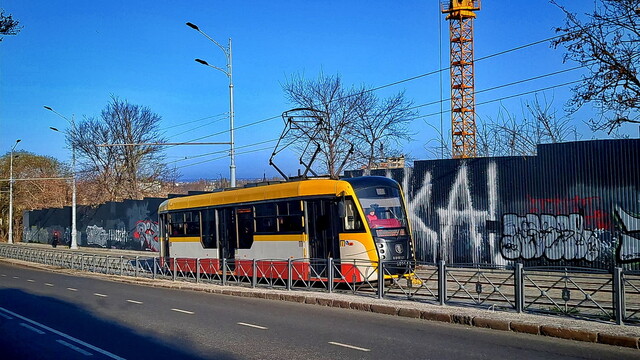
[57,339,93,356]
[328,341,371,352]
[0,307,124,359]
[126,300,143,304]
[20,323,46,335]
[27,279,35,283]
[0,312,13,320]
[237,322,268,330]
[94,293,108,297]
[67,287,78,291]
[171,308,194,315]
[45,283,54,287]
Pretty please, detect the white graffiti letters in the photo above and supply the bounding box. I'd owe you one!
[500,213,600,261]
[86,225,127,247]
[133,220,159,252]
[615,206,640,262]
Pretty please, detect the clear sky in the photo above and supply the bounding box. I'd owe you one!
[1,1,621,181]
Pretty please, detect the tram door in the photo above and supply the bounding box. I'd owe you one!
[160,214,170,259]
[307,199,340,276]
[217,208,236,267]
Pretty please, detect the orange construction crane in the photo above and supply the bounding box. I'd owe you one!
[442,0,480,159]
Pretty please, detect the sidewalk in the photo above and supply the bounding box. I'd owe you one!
[3,243,640,350]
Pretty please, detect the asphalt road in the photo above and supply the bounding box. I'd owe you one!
[0,262,637,360]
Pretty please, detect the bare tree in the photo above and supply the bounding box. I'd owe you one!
[352,90,416,169]
[477,95,578,157]
[68,96,173,202]
[0,9,21,41]
[551,0,640,133]
[281,73,416,177]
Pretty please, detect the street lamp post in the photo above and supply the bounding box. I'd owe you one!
[186,21,236,187]
[8,139,21,244]
[44,106,77,250]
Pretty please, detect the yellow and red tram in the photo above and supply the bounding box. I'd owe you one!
[158,176,415,282]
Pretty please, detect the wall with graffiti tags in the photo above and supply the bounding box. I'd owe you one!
[22,197,164,251]
[346,139,640,269]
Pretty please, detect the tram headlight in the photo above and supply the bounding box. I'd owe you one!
[380,249,385,254]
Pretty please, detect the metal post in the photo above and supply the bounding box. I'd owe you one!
[287,258,292,291]
[222,258,227,286]
[515,263,524,313]
[135,256,139,278]
[438,260,446,305]
[251,259,257,288]
[613,267,624,325]
[377,261,385,299]
[172,257,177,281]
[119,256,124,275]
[327,257,334,293]
[70,133,78,249]
[196,258,201,283]
[8,139,20,244]
[153,257,157,279]
[228,38,236,188]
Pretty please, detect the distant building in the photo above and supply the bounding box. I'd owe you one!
[363,156,406,170]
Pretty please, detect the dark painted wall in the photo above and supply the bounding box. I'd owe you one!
[346,139,640,269]
[23,197,164,251]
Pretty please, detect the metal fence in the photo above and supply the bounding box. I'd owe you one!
[0,244,637,326]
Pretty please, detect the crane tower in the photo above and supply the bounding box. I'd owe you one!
[442,0,480,158]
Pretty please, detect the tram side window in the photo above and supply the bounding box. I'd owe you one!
[343,197,365,232]
[169,213,184,236]
[169,211,200,236]
[277,201,303,233]
[255,203,277,233]
[201,209,217,249]
[185,211,200,236]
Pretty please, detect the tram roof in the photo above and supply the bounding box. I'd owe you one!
[159,178,354,212]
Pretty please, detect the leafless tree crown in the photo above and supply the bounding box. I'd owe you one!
[281,73,416,178]
[551,0,640,133]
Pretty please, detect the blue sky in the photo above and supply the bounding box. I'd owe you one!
[1,1,619,180]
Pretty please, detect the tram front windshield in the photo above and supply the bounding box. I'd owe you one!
[354,185,408,233]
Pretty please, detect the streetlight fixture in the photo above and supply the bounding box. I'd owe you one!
[8,139,21,244]
[187,21,236,187]
[44,106,78,250]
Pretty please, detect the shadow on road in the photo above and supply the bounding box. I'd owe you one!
[0,288,238,360]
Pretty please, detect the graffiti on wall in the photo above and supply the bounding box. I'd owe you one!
[401,162,500,264]
[86,225,128,247]
[500,213,600,261]
[527,196,610,229]
[133,220,159,252]
[616,207,640,263]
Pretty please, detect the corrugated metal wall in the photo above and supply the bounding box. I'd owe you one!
[346,139,640,270]
[23,197,165,251]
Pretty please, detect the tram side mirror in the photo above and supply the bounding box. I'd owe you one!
[338,200,346,218]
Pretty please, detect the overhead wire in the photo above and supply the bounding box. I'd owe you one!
[172,33,572,147]
[169,32,583,169]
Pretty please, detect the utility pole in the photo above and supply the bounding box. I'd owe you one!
[8,139,21,244]
[187,22,236,187]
